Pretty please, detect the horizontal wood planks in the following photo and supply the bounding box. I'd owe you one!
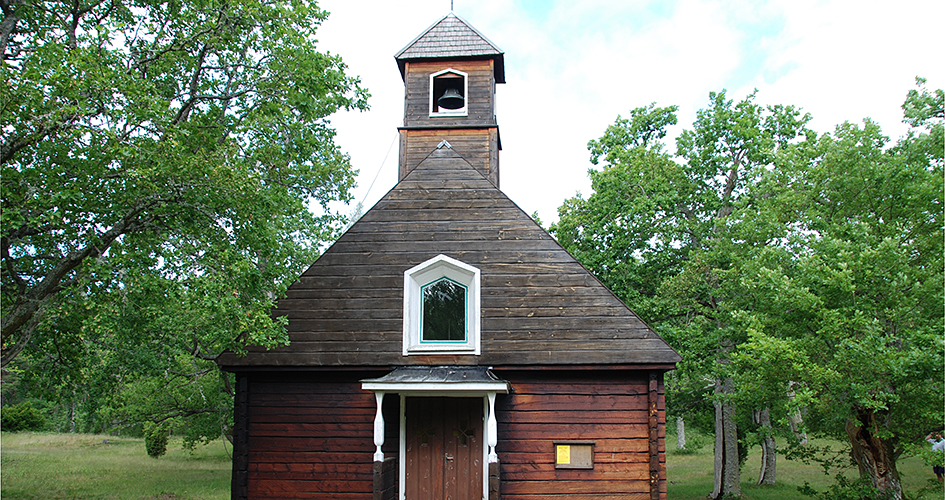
[232,370,667,500]
[399,128,497,185]
[219,151,680,369]
[243,372,397,500]
[404,60,496,128]
[494,371,668,500]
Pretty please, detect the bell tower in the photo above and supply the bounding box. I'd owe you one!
[395,13,505,186]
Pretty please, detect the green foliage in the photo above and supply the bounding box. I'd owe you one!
[671,429,711,455]
[554,94,813,488]
[143,421,171,458]
[798,475,879,500]
[530,211,544,228]
[2,0,367,444]
[1,401,46,432]
[734,79,944,468]
[554,80,944,498]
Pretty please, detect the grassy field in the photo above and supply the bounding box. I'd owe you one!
[665,433,944,500]
[1,431,942,499]
[1,432,231,500]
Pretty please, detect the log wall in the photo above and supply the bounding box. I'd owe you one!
[236,371,397,500]
[494,370,667,500]
[231,370,667,500]
[403,60,496,127]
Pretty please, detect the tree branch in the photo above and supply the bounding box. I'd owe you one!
[1,198,161,360]
[172,43,210,125]
[0,0,23,58]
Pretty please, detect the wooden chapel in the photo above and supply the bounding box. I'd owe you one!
[218,12,680,500]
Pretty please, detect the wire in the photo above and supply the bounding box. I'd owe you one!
[358,131,399,209]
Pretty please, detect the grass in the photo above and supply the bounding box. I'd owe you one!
[1,431,942,499]
[665,432,945,500]
[1,432,231,500]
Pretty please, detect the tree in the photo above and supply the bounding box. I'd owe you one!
[733,79,944,499]
[553,96,812,498]
[1,0,367,439]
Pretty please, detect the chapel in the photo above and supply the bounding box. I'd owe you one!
[218,12,680,500]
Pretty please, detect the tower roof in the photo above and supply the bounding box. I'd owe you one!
[395,13,505,83]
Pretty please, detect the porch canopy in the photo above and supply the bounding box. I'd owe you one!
[361,366,510,463]
[361,366,510,395]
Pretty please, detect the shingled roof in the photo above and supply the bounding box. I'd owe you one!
[395,13,505,83]
[218,147,680,369]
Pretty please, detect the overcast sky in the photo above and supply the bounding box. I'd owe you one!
[316,0,944,225]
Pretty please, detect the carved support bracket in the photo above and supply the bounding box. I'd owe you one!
[373,391,385,462]
[487,392,498,463]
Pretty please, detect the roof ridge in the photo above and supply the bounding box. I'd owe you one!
[393,13,507,83]
[394,12,503,60]
[446,12,503,55]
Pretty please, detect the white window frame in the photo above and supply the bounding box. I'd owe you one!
[429,68,468,117]
[403,254,480,355]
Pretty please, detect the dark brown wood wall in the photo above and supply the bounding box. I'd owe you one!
[218,153,681,369]
[240,372,397,500]
[494,371,667,500]
[399,128,498,185]
[403,60,496,127]
[232,369,667,500]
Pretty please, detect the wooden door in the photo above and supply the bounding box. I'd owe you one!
[405,397,483,500]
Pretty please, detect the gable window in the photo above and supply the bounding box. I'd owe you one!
[430,69,468,116]
[422,278,466,342]
[404,254,480,355]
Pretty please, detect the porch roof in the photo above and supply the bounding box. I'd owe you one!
[361,366,509,394]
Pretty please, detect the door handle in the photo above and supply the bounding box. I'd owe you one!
[445,453,454,461]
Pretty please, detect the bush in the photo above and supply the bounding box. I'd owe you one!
[143,421,170,458]
[1,402,47,432]
[669,426,709,455]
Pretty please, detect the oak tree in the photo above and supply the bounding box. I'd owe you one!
[1,0,367,437]
[553,95,812,497]
[733,79,943,499]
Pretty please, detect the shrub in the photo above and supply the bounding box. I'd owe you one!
[143,421,170,458]
[1,402,46,432]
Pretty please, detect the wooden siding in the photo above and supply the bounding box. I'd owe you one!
[399,128,498,185]
[403,60,496,128]
[231,370,666,500]
[494,371,668,500]
[232,375,250,499]
[218,148,680,369]
[239,372,397,500]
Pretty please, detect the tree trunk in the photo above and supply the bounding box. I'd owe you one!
[676,416,687,451]
[754,408,776,485]
[786,382,808,445]
[846,411,902,500]
[69,401,77,433]
[788,410,808,445]
[711,377,741,499]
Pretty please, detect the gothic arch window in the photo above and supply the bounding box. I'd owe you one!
[403,254,480,355]
[429,69,468,116]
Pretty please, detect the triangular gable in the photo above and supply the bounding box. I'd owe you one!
[395,13,505,83]
[218,148,680,368]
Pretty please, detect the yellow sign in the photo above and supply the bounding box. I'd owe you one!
[556,445,571,465]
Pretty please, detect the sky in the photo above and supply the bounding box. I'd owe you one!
[315,0,944,225]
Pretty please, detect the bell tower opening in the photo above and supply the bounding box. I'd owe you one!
[431,69,467,115]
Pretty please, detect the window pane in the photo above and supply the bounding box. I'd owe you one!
[422,278,466,341]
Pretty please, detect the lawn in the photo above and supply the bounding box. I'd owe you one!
[1,431,942,499]
[1,432,231,500]
[665,432,944,500]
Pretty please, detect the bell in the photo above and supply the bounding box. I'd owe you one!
[437,88,464,110]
